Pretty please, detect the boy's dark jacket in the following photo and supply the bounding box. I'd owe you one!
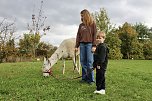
[93,43,109,69]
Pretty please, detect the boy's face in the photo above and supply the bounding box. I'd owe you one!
[96,34,105,44]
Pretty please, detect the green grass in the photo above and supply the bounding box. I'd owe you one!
[0,60,152,101]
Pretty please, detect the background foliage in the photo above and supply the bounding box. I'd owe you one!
[0,8,152,62]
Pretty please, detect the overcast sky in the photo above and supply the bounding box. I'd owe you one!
[0,0,152,46]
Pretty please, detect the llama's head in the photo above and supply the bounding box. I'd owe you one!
[42,57,51,77]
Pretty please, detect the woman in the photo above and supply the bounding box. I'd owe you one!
[75,9,97,84]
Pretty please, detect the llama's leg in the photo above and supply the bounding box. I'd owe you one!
[72,57,77,73]
[73,56,80,74]
[78,54,80,74]
[62,58,65,74]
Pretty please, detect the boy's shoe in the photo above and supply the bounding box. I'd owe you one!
[93,90,97,93]
[94,89,105,94]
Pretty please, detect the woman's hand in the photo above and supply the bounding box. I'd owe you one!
[75,48,78,51]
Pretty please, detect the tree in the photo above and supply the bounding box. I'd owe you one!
[143,40,152,59]
[117,22,144,59]
[93,8,122,59]
[19,33,40,58]
[105,33,122,59]
[0,18,16,62]
[36,42,55,57]
[134,23,151,42]
[149,27,152,40]
[4,39,17,62]
[27,0,50,58]
[94,8,115,34]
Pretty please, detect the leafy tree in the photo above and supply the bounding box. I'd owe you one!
[30,33,41,57]
[117,22,144,59]
[130,40,144,59]
[134,23,151,42]
[94,8,122,59]
[105,33,122,59]
[148,27,152,40]
[94,8,115,34]
[4,39,17,62]
[36,42,56,57]
[19,34,32,56]
[133,23,152,59]
[19,33,40,58]
[143,40,152,59]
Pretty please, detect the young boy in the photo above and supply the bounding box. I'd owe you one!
[93,31,109,94]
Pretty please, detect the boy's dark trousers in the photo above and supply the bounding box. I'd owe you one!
[96,65,106,90]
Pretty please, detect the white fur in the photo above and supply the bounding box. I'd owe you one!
[42,38,80,76]
[42,57,51,77]
[43,73,50,77]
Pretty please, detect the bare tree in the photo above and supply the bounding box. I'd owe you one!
[27,0,50,58]
[0,18,16,62]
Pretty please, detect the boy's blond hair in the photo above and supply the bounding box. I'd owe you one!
[96,31,106,39]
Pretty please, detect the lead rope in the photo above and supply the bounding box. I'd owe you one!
[46,68,95,81]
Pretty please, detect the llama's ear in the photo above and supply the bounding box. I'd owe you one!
[44,57,46,62]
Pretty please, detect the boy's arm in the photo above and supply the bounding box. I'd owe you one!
[97,45,106,65]
[93,53,97,70]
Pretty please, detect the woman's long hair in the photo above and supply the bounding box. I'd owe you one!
[81,9,94,26]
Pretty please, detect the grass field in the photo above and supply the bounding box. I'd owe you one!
[0,60,152,101]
